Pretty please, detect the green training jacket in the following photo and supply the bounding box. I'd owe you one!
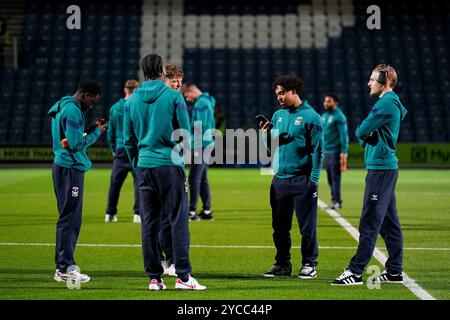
[191,92,216,150]
[355,91,408,170]
[269,100,324,185]
[321,106,349,154]
[48,96,101,172]
[123,80,191,168]
[107,98,126,152]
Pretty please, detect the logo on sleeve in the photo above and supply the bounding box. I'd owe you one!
[295,117,303,126]
[71,187,80,197]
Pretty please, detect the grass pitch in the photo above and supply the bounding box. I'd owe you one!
[0,167,449,300]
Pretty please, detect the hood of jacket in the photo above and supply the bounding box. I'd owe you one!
[47,96,81,118]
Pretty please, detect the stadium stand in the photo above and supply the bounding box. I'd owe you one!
[0,0,141,144]
[0,0,448,144]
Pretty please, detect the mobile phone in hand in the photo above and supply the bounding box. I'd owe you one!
[255,114,273,130]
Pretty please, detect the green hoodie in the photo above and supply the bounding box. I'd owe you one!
[191,92,216,150]
[107,98,126,152]
[268,100,324,184]
[123,80,191,168]
[356,91,408,170]
[321,106,349,154]
[48,96,101,172]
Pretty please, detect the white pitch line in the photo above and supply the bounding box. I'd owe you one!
[0,242,448,251]
[317,199,436,301]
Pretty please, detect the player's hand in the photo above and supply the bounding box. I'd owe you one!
[365,131,378,146]
[259,121,271,133]
[97,122,108,133]
[60,138,69,148]
[340,153,348,172]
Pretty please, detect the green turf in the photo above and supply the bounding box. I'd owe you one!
[0,168,448,300]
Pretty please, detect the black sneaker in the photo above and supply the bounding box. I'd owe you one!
[298,264,317,279]
[373,270,403,283]
[189,211,201,221]
[331,268,363,286]
[331,202,342,210]
[198,210,214,220]
[263,264,292,277]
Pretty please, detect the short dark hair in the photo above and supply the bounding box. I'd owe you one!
[77,79,102,96]
[325,92,339,103]
[142,53,164,80]
[180,81,197,94]
[272,74,304,96]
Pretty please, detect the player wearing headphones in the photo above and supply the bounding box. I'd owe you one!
[332,64,408,285]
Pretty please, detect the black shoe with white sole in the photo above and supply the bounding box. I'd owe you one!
[331,268,363,285]
[298,264,317,279]
[198,210,214,220]
[373,270,403,283]
[263,264,292,277]
[332,202,342,210]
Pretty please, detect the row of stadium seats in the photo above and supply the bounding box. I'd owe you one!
[178,0,450,142]
[0,0,449,144]
[0,1,142,143]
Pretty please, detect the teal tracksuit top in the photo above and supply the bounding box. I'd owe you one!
[48,96,101,172]
[355,91,408,170]
[269,100,324,184]
[107,98,126,152]
[191,92,216,150]
[123,80,191,168]
[321,106,349,154]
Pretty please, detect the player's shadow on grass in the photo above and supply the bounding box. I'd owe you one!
[401,223,449,231]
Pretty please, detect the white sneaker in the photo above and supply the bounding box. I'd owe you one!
[54,269,67,282]
[161,260,169,272]
[105,214,118,223]
[67,269,91,283]
[298,264,317,279]
[149,279,167,291]
[164,264,177,277]
[175,275,207,290]
[133,214,141,224]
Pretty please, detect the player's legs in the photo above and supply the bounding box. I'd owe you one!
[199,164,211,210]
[325,153,334,197]
[330,153,342,206]
[380,191,403,274]
[106,149,130,216]
[53,164,84,272]
[293,176,319,267]
[159,209,174,265]
[188,162,207,212]
[348,170,398,275]
[131,170,140,216]
[153,166,192,280]
[270,177,295,267]
[136,168,164,281]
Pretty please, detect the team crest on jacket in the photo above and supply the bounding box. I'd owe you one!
[295,117,303,126]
